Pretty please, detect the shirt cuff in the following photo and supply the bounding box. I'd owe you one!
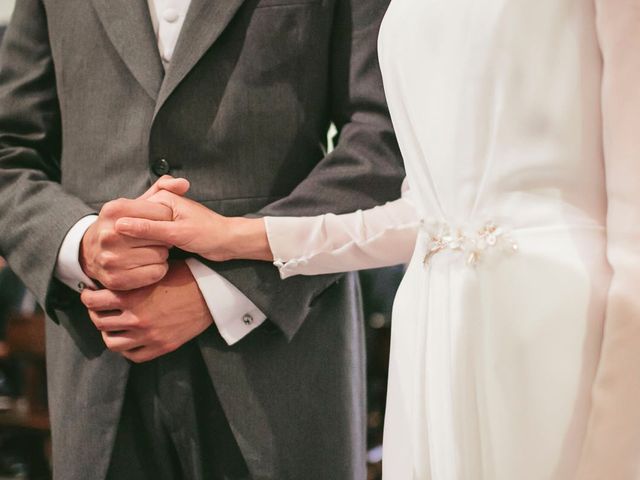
[185,258,266,345]
[54,215,99,293]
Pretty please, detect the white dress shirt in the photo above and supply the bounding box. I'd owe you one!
[55,0,266,345]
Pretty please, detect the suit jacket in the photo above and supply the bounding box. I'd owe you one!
[0,0,404,478]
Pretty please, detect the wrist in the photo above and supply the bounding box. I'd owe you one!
[168,259,214,326]
[225,217,273,262]
[79,223,97,280]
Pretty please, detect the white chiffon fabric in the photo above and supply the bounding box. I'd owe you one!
[268,179,420,279]
[265,0,640,478]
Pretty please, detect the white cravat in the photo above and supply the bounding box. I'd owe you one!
[54,0,266,345]
[146,0,190,66]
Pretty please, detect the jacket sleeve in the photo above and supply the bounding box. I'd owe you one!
[0,0,96,318]
[576,1,640,477]
[203,0,405,341]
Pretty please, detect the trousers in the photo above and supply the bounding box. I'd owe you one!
[106,339,251,480]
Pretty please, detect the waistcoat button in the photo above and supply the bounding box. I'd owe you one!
[152,158,171,176]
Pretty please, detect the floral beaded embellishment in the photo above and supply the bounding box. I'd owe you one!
[422,221,519,267]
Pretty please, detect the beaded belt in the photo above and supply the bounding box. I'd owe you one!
[421,220,519,267]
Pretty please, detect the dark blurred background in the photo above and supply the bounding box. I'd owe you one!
[0,6,402,478]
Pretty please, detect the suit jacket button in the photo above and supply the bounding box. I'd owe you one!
[152,158,171,176]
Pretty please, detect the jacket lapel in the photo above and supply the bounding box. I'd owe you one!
[154,0,248,115]
[90,0,164,100]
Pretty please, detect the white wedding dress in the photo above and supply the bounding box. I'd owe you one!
[265,0,640,478]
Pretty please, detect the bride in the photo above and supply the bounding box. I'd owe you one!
[114,0,640,478]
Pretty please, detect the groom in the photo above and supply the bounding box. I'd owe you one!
[0,0,403,479]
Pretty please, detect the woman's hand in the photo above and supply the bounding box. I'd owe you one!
[114,187,273,262]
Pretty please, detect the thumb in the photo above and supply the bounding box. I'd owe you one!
[139,175,190,200]
[115,217,177,245]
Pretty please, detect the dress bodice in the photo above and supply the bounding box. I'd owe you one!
[378,0,606,230]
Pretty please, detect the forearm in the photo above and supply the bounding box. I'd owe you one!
[0,0,99,316]
[265,190,419,278]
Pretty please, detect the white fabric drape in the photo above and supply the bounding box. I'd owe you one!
[264,0,640,477]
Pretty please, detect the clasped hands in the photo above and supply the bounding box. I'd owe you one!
[78,176,268,363]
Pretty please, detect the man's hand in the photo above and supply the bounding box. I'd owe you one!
[79,177,190,290]
[115,189,272,262]
[80,260,213,363]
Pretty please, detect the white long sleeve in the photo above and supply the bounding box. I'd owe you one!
[185,258,266,345]
[55,215,99,292]
[55,216,265,345]
[265,179,420,279]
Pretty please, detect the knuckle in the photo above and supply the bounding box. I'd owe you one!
[95,252,107,269]
[165,229,179,245]
[102,273,125,291]
[102,333,114,349]
[145,264,167,285]
[97,228,118,247]
[80,292,93,309]
[154,263,170,281]
[160,204,174,221]
[158,248,170,262]
[100,202,116,218]
[133,315,148,329]
[110,294,124,310]
[90,314,103,329]
[128,316,140,328]
[101,199,124,218]
[146,330,160,345]
[96,251,117,269]
[100,273,115,289]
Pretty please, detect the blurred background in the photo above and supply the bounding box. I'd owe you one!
[0,1,13,25]
[0,1,402,478]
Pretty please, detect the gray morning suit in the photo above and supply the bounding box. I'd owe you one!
[0,0,404,478]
